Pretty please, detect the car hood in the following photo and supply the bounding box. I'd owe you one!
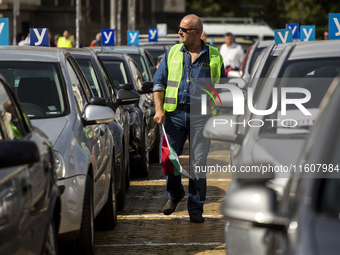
[31,117,68,146]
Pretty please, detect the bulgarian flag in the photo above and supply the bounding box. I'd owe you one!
[161,125,193,179]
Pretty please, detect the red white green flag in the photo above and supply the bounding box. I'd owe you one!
[161,125,193,179]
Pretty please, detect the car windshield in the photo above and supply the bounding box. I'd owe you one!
[0,61,66,119]
[101,60,129,89]
[260,57,340,136]
[128,54,151,81]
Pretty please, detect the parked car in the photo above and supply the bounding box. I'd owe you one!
[204,40,340,255]
[96,51,160,177]
[228,40,274,81]
[221,74,340,255]
[92,46,156,81]
[141,45,169,65]
[0,75,61,254]
[0,46,132,254]
[68,48,140,210]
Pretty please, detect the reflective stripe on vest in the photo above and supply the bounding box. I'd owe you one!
[164,43,223,112]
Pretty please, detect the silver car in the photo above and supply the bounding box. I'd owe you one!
[204,40,340,255]
[0,46,119,254]
[0,75,61,254]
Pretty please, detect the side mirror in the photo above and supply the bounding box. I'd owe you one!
[138,81,153,94]
[203,115,243,144]
[0,140,40,168]
[121,83,134,91]
[90,97,107,106]
[116,89,140,106]
[222,183,287,228]
[82,105,115,126]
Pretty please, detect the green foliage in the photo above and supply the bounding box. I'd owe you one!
[186,0,338,39]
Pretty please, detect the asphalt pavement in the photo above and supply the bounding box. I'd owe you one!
[95,141,231,254]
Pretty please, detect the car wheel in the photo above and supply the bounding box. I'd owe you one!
[149,124,161,163]
[125,144,131,190]
[94,172,117,230]
[42,219,58,255]
[138,126,150,178]
[76,175,94,255]
[117,150,126,211]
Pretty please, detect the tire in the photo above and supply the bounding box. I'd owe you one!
[94,173,117,230]
[117,150,126,211]
[125,145,131,191]
[149,124,161,163]
[42,219,58,255]
[75,176,94,255]
[137,126,150,178]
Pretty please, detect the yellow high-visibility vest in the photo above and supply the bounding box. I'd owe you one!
[163,43,223,112]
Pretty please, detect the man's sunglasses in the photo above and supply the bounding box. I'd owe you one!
[178,26,198,33]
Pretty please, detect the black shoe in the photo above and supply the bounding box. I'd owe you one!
[163,198,182,215]
[190,213,205,223]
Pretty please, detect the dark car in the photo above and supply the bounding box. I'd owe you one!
[97,51,160,177]
[91,46,156,81]
[141,45,169,65]
[0,75,61,254]
[67,48,140,210]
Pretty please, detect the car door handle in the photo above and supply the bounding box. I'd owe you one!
[100,130,105,136]
[22,180,29,195]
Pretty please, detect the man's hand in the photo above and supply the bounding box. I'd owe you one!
[153,91,166,125]
[154,111,166,125]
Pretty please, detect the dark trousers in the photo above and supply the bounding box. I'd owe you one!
[164,108,210,215]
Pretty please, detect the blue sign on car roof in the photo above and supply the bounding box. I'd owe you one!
[127,31,139,46]
[300,25,315,41]
[30,28,50,47]
[286,23,299,39]
[0,18,9,46]
[101,29,115,46]
[274,29,293,44]
[329,13,340,40]
[148,28,158,42]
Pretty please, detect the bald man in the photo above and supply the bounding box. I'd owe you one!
[153,14,224,223]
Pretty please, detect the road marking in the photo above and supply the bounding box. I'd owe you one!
[130,178,232,182]
[118,214,224,219]
[96,242,225,247]
[126,195,225,198]
[179,155,229,159]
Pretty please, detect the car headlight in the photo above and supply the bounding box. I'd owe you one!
[54,150,66,179]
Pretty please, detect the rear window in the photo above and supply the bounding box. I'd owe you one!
[260,58,340,136]
[0,61,67,119]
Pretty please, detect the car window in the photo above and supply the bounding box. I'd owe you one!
[128,54,150,81]
[67,60,88,114]
[101,60,129,89]
[76,59,103,98]
[260,58,340,136]
[129,59,144,91]
[144,49,155,67]
[0,82,26,140]
[0,61,66,119]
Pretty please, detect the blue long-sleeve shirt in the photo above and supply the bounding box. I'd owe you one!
[153,41,225,107]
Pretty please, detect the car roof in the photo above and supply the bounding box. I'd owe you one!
[0,46,69,62]
[96,51,129,60]
[257,40,274,48]
[288,40,340,60]
[100,46,143,54]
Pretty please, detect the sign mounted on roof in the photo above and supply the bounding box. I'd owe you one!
[30,28,49,47]
[329,13,340,40]
[274,29,293,44]
[157,24,167,36]
[148,28,158,42]
[101,29,115,46]
[300,25,315,41]
[0,18,9,46]
[127,30,139,46]
[286,23,299,39]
